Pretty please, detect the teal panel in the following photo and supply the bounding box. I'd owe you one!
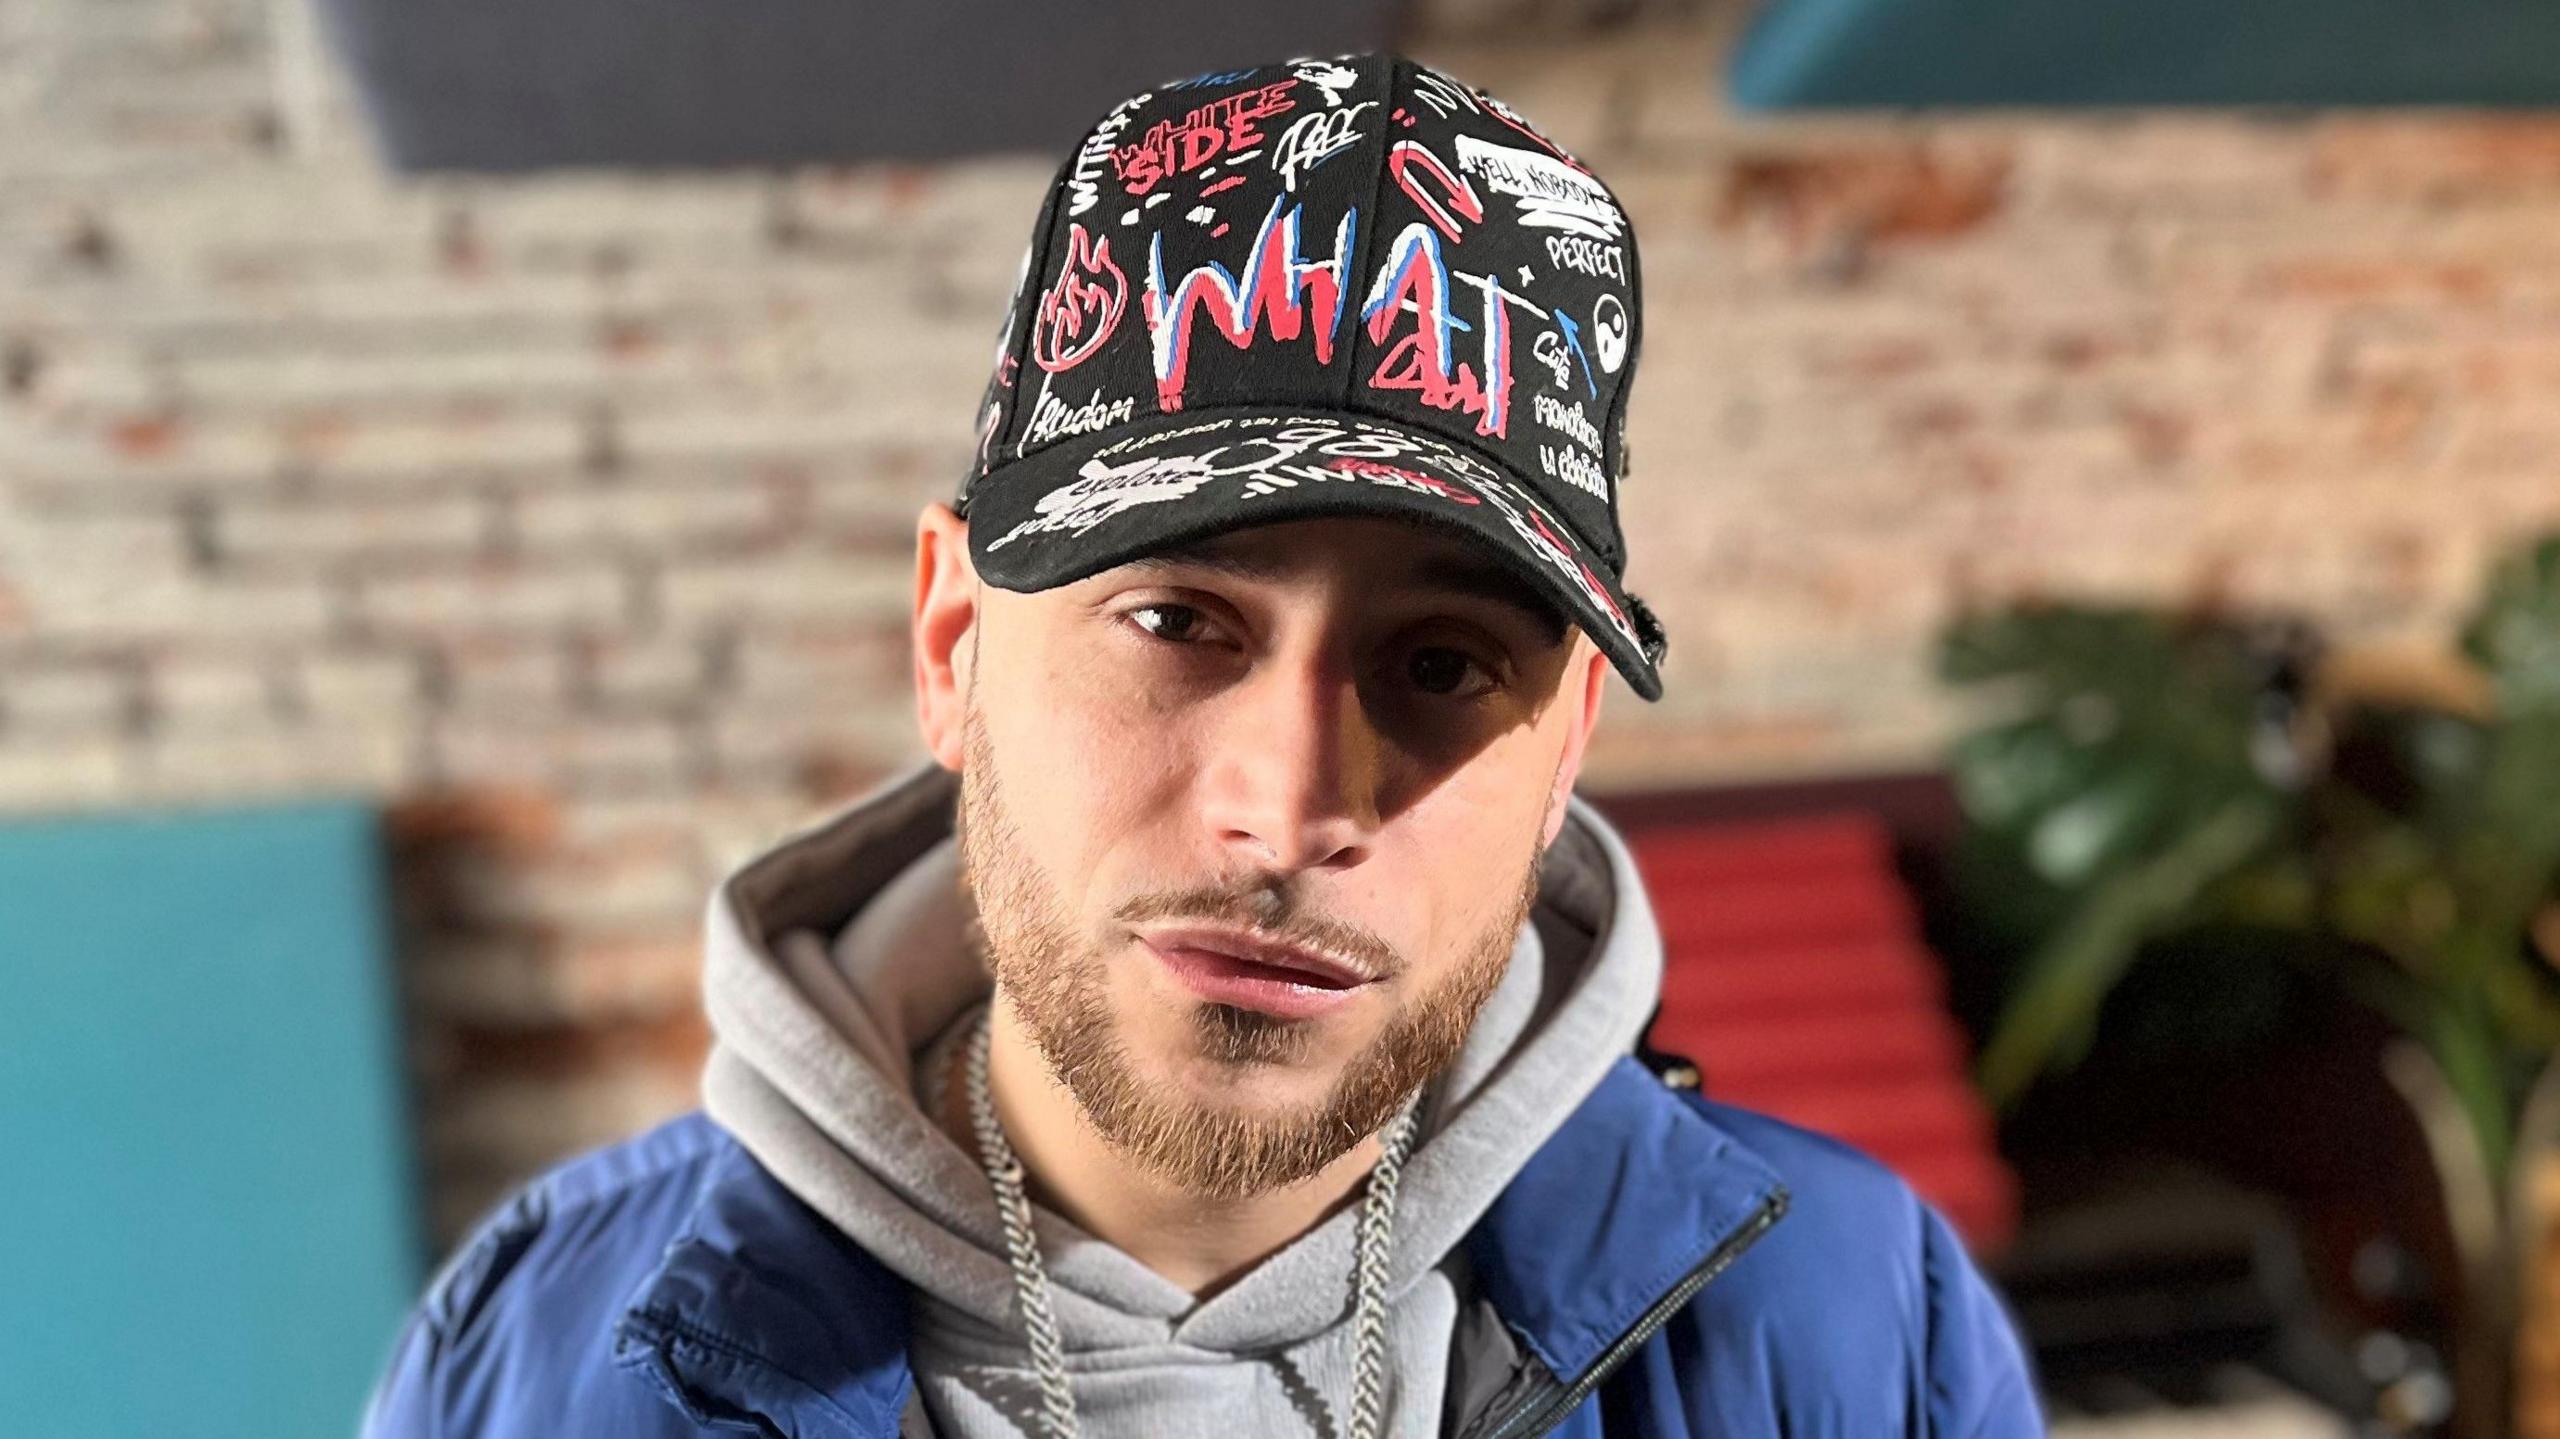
[0,799,419,1439]
[1731,0,2560,107]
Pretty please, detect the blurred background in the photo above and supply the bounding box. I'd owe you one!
[5,0,2560,1434]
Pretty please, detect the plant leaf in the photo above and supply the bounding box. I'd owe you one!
[1977,797,2282,1107]
[2461,532,2560,713]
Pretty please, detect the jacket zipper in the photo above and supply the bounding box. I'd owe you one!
[1472,1187,1792,1439]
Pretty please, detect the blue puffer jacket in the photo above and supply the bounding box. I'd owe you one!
[362,1057,2044,1437]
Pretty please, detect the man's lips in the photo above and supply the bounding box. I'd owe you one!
[1136,925,1381,1021]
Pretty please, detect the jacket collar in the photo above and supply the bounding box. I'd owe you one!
[611,1061,1787,1436]
[611,1138,914,1435]
[1464,1058,1787,1386]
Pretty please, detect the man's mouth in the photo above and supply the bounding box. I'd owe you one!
[1136,925,1380,1022]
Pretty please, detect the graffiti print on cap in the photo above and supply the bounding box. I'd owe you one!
[959,54,1665,699]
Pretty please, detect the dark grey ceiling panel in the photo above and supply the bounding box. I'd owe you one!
[318,1,1409,171]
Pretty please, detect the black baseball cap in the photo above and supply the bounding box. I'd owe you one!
[952,53,1668,700]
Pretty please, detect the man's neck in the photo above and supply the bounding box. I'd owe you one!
[938,994,1383,1299]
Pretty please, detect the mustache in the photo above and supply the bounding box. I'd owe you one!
[1114,881,1402,981]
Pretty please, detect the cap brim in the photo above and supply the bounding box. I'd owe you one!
[961,405,1663,702]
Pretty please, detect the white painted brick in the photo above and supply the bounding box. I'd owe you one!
[1,659,136,731]
[439,639,571,712]
[513,479,775,551]
[217,492,492,566]
[728,624,907,703]
[124,720,417,803]
[8,410,282,495]
[298,648,421,720]
[803,462,964,539]
[432,711,692,792]
[659,550,909,631]
[458,172,774,245]
[583,634,709,711]
[26,573,337,643]
[359,561,628,638]
[148,652,279,724]
[706,703,922,785]
[176,346,616,413]
[0,730,126,811]
[0,510,187,573]
[286,411,589,486]
[435,829,706,932]
[615,398,923,464]
[781,157,1049,241]
[106,271,596,340]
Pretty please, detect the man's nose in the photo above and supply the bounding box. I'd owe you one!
[1200,651,1381,874]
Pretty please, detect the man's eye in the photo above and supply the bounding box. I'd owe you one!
[1408,646,1497,698]
[1125,603,1208,642]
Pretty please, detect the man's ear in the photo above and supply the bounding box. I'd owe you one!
[1540,636,1609,849]
[913,502,980,772]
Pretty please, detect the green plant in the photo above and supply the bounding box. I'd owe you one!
[1941,533,2560,1187]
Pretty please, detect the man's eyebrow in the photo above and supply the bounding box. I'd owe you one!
[1119,543,1573,649]
[1121,544,1294,583]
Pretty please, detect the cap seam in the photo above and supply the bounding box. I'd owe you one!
[1598,165,1640,574]
[1343,55,1402,412]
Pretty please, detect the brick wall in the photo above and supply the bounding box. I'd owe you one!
[8,0,2560,1236]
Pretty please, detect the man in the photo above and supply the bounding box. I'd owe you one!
[363,53,2042,1438]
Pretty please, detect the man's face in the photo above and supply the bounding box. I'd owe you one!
[946,514,1598,1200]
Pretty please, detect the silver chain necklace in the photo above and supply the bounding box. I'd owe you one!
[962,1009,1419,1439]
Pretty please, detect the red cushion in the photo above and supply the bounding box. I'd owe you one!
[1630,812,2019,1253]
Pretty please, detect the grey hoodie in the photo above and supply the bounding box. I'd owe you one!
[699,757,1666,1438]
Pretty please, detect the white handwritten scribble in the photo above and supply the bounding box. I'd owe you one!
[990,418,1504,550]
[1545,235,1627,281]
[1294,59,1359,106]
[1539,442,1608,501]
[1531,329,1574,391]
[1534,393,1602,451]
[1453,134,1625,241]
[1067,91,1151,218]
[1020,387,1136,447]
[1410,67,1478,118]
[1272,102,1374,192]
[985,453,1216,551]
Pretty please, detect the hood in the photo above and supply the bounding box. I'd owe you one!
[696,754,1667,1360]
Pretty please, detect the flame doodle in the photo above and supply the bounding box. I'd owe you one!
[1030,224,1128,375]
[1145,193,1358,412]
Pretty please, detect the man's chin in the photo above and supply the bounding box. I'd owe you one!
[1150,1035,1343,1111]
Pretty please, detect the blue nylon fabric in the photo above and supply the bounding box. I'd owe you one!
[361,1063,2044,1437]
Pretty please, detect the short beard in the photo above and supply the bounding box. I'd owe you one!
[954,702,1544,1200]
